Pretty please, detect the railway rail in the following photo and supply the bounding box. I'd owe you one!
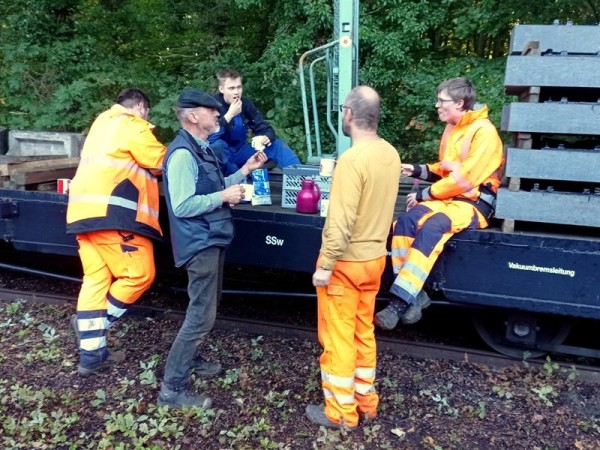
[2,286,600,383]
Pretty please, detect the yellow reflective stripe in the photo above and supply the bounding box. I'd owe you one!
[77,317,108,332]
[69,194,159,218]
[321,370,354,388]
[323,388,354,405]
[355,382,376,395]
[393,276,420,298]
[355,367,376,379]
[80,336,107,351]
[107,304,127,320]
[80,155,156,180]
[391,248,407,258]
[403,260,428,283]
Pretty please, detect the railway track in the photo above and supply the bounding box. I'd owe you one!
[2,286,600,383]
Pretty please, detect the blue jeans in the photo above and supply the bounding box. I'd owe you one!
[162,246,225,389]
[211,138,300,176]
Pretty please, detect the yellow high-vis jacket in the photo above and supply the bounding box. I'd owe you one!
[66,104,166,240]
[427,105,504,202]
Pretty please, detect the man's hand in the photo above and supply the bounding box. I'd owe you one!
[242,151,268,175]
[312,267,332,287]
[224,99,242,122]
[253,135,271,147]
[401,163,414,177]
[406,192,419,210]
[221,184,245,205]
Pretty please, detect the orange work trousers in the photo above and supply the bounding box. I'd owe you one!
[316,256,386,428]
[390,200,486,303]
[75,230,155,368]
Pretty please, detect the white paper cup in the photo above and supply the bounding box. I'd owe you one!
[251,136,265,152]
[241,183,254,202]
[319,158,336,177]
[320,199,329,217]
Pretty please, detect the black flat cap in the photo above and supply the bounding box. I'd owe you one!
[177,88,221,109]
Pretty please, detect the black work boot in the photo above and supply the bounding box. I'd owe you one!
[374,297,409,330]
[305,405,357,430]
[77,357,114,377]
[400,290,432,325]
[193,356,223,377]
[157,383,212,409]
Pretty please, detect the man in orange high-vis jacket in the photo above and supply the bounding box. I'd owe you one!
[306,86,401,429]
[66,88,166,376]
[375,77,504,330]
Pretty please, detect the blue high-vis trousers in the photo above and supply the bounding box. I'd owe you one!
[390,200,486,304]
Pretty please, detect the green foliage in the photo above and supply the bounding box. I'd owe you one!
[2,0,600,156]
[139,355,161,388]
[531,385,558,407]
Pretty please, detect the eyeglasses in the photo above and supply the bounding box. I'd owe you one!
[435,97,455,105]
[339,105,351,112]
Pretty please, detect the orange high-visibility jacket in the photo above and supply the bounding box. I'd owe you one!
[66,104,166,240]
[427,106,504,202]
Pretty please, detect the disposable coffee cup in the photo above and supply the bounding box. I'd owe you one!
[57,178,71,194]
[241,183,254,203]
[251,136,265,152]
[320,199,329,217]
[319,158,336,177]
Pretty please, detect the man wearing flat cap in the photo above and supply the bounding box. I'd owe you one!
[158,87,267,409]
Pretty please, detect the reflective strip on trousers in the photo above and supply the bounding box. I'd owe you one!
[322,370,355,388]
[76,315,110,351]
[323,387,356,405]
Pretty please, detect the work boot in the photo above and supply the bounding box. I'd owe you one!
[193,356,223,378]
[400,290,433,325]
[157,383,212,409]
[374,297,409,330]
[77,358,114,377]
[70,314,80,347]
[77,350,125,377]
[305,405,357,430]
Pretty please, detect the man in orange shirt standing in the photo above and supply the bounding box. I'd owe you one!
[306,86,401,429]
[67,88,166,377]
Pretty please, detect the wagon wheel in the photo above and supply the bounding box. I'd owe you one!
[473,310,572,359]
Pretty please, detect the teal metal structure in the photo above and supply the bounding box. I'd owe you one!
[299,0,359,164]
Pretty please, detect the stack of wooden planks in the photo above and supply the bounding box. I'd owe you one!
[0,155,80,191]
[495,24,600,232]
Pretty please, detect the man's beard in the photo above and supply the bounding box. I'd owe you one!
[342,121,350,137]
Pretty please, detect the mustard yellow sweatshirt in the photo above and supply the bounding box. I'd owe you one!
[319,138,401,270]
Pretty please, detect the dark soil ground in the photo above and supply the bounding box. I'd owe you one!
[1,294,600,449]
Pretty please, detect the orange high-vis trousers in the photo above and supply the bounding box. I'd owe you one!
[316,256,386,428]
[390,200,486,303]
[75,230,155,368]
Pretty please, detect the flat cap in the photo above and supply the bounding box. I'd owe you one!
[177,88,221,109]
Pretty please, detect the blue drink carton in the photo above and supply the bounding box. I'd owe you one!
[251,169,272,206]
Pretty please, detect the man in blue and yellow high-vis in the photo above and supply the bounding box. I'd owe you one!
[375,77,504,330]
[66,87,166,376]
